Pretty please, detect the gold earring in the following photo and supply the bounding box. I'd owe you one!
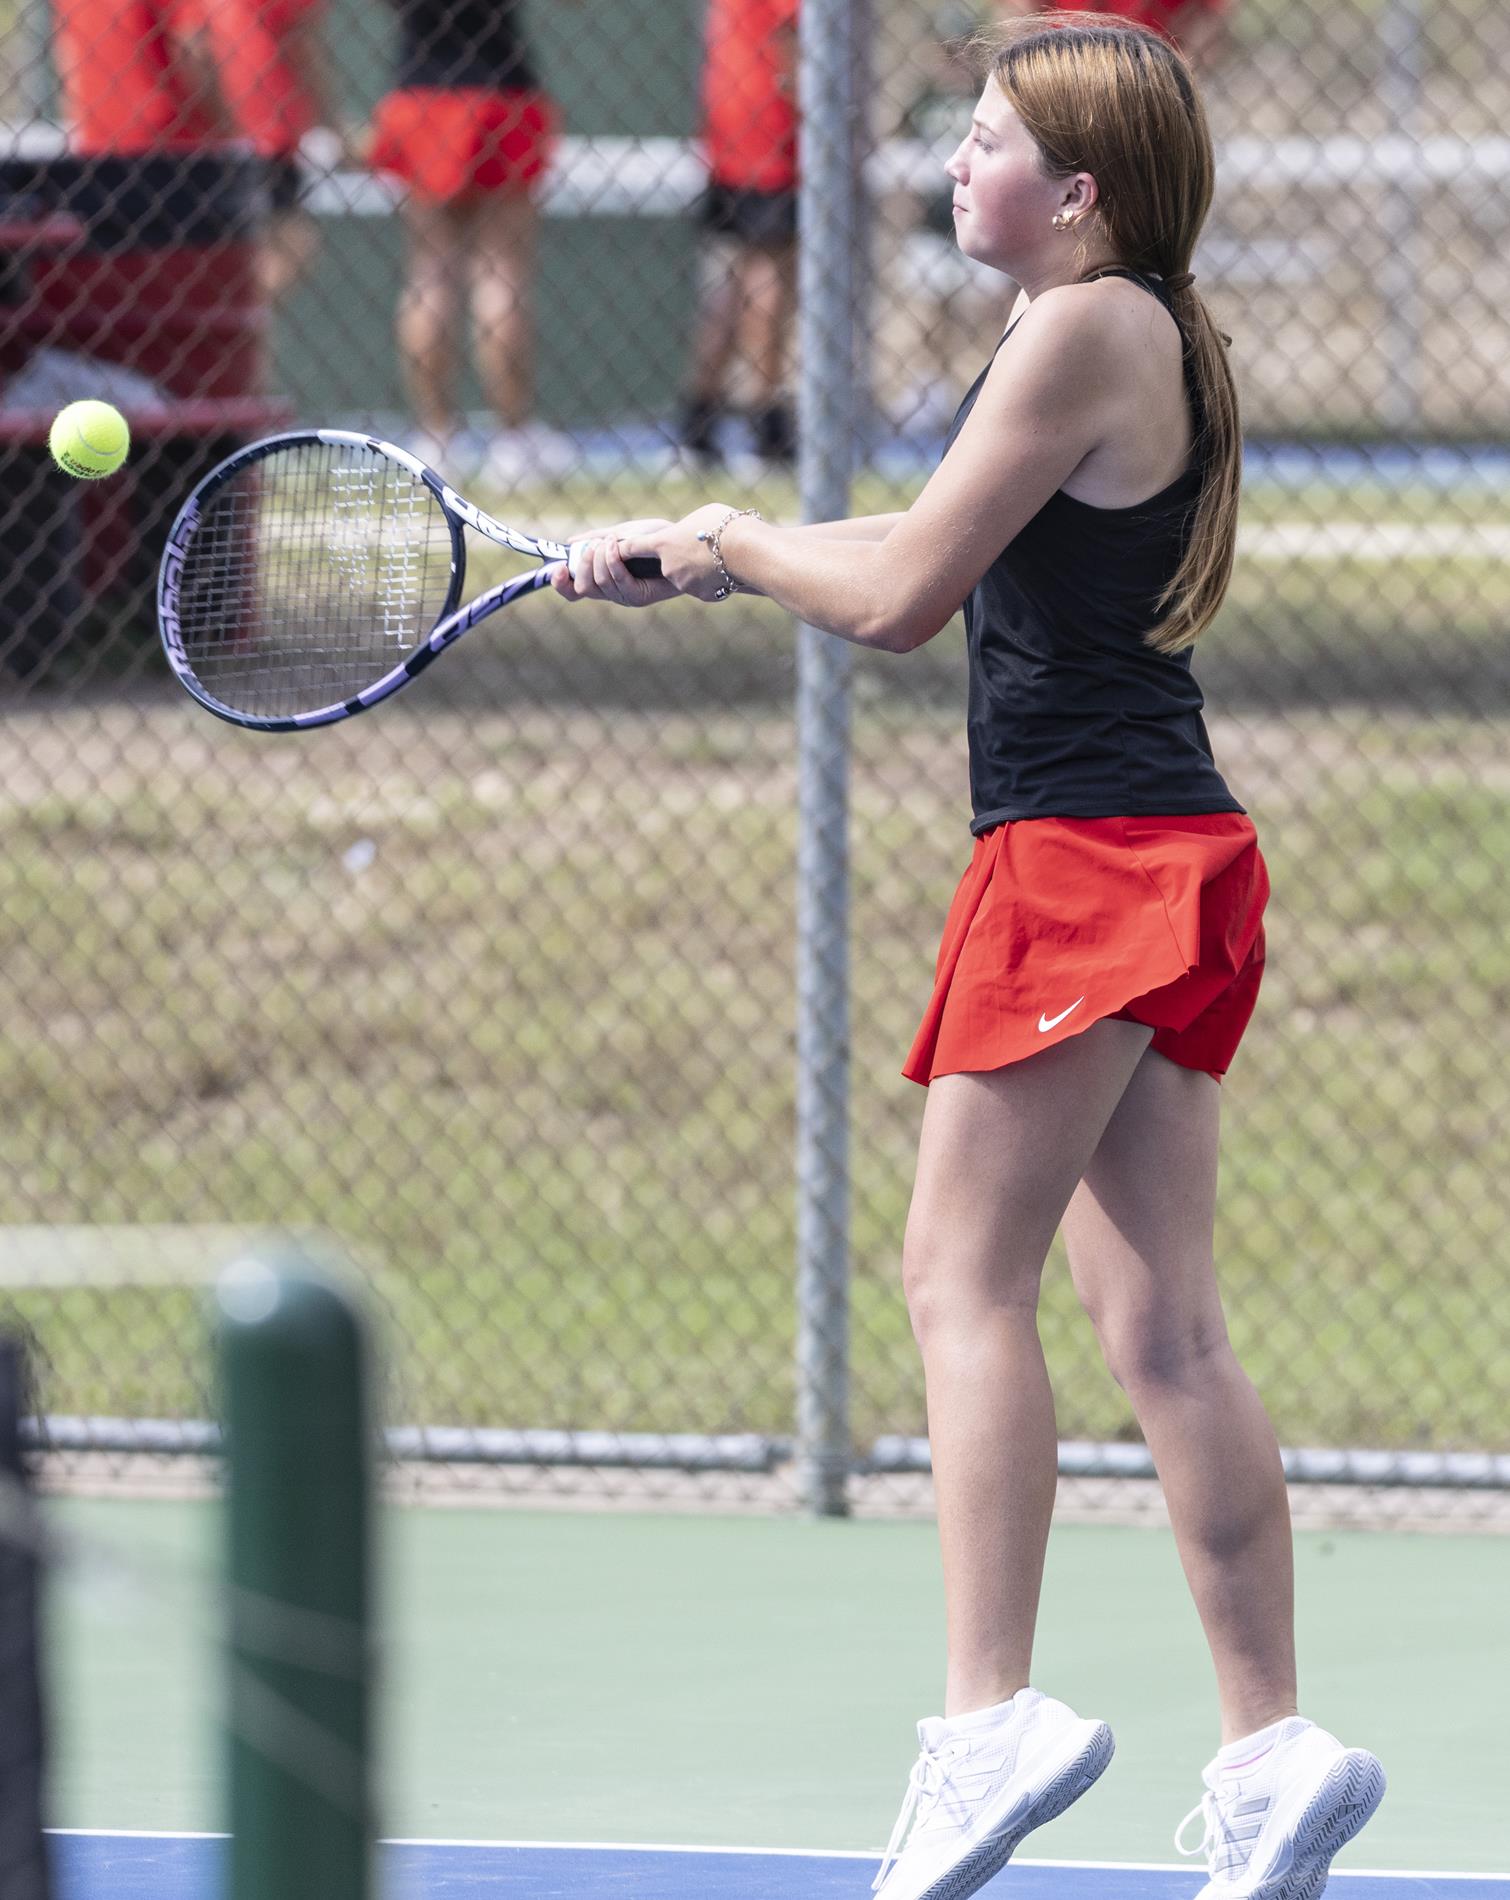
[1052,211,1073,231]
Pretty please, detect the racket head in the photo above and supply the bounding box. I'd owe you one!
[157,430,467,731]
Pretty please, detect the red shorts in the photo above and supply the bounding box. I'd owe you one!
[903,813,1268,1086]
[369,87,557,205]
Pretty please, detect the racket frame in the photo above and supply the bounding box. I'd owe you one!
[157,429,581,732]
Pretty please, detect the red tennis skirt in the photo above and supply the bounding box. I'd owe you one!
[903,813,1268,1085]
[369,87,557,205]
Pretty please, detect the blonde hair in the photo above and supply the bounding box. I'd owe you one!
[969,12,1240,651]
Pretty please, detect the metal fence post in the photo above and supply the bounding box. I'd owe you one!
[1379,0,1426,432]
[793,0,868,1518]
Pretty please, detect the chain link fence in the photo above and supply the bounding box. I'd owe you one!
[1,0,1506,1525]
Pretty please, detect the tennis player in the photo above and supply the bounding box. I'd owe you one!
[557,15,1384,1900]
[678,0,801,467]
[52,0,225,154]
[368,0,575,481]
[190,0,340,303]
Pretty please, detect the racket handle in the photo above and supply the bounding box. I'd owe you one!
[625,557,663,579]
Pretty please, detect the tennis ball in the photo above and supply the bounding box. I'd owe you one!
[49,399,130,480]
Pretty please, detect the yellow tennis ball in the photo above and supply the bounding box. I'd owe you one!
[49,400,130,480]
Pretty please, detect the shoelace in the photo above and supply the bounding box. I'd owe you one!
[872,1738,968,1893]
[1175,1790,1259,1880]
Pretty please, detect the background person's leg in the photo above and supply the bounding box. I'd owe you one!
[903,1020,1152,1719]
[1063,1048,1298,1746]
[735,239,797,461]
[679,236,744,461]
[396,198,472,451]
[257,207,321,307]
[470,190,539,433]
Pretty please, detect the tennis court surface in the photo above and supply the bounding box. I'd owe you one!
[41,1502,1510,1899]
[50,1834,1510,1899]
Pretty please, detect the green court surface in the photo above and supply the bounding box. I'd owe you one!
[48,1502,1505,1872]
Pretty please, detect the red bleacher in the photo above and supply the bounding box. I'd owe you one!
[0,151,289,672]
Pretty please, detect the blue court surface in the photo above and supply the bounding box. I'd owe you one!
[52,1835,1510,1900]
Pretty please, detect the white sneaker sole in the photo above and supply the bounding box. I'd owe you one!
[1245,1750,1387,1900]
[907,1721,1116,1900]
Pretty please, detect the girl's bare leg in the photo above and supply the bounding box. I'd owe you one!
[1063,1049,1297,1745]
[903,1021,1153,1717]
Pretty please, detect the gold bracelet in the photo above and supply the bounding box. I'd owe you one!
[696,507,762,601]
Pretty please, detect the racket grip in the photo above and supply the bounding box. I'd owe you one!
[625,557,663,579]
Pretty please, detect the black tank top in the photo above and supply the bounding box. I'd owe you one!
[947,269,1243,833]
[389,0,536,92]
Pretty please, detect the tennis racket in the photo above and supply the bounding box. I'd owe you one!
[156,429,661,732]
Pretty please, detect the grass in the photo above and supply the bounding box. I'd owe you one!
[1,682,1506,1455]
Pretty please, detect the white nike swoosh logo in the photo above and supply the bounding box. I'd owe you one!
[1037,998,1085,1033]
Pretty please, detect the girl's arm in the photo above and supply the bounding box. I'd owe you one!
[725,515,902,598]
[795,515,902,542]
[551,513,901,604]
[613,284,1139,650]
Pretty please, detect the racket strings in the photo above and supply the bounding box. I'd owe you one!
[173,441,456,720]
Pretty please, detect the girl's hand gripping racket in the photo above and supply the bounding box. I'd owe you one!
[156,429,662,731]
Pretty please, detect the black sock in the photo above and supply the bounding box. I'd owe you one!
[678,396,723,457]
[752,400,796,462]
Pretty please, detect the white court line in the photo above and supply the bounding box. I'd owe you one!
[50,1830,224,1839]
[48,1830,1510,1883]
[1240,522,1510,562]
[383,1837,1510,1880]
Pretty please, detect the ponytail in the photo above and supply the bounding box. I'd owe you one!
[1148,276,1241,653]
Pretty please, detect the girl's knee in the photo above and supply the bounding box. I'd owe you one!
[1095,1306,1230,1394]
[900,1220,1043,1347]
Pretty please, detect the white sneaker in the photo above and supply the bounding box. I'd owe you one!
[1176,1717,1386,1900]
[872,1688,1114,1900]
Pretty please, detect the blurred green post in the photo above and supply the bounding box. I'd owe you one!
[217,1254,374,1900]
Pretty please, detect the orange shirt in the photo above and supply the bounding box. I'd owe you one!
[52,0,221,154]
[188,0,324,157]
[1041,0,1225,39]
[703,0,799,193]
